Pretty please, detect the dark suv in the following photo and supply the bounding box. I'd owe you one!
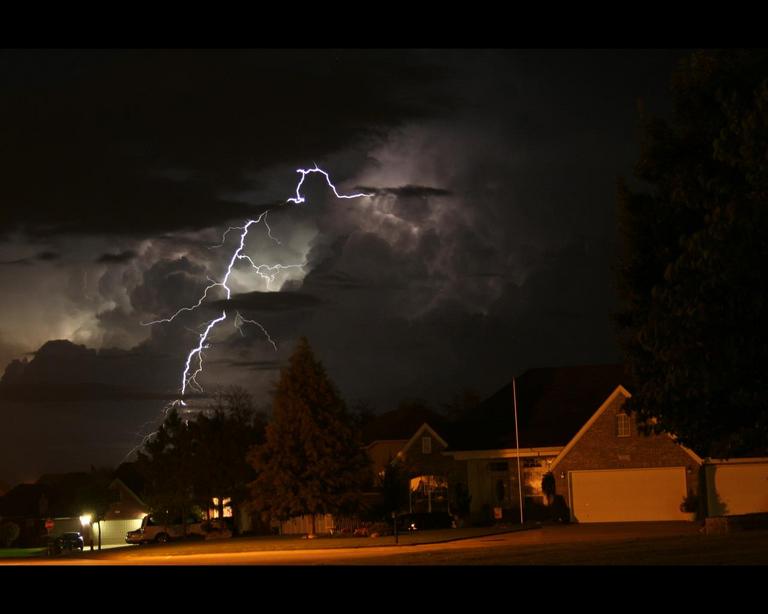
[50,532,84,554]
[396,512,456,532]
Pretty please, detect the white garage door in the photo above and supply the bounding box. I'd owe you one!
[570,467,689,522]
[705,462,768,516]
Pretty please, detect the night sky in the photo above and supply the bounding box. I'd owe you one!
[0,49,686,485]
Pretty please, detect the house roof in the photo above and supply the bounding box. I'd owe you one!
[113,462,145,497]
[450,364,629,451]
[0,470,120,519]
[361,404,451,445]
[400,423,449,456]
[0,483,56,517]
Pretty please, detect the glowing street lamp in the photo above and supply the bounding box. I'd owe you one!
[80,514,93,551]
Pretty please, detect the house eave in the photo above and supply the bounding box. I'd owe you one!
[445,447,563,461]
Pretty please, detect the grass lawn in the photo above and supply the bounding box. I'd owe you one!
[0,547,46,559]
[86,526,525,560]
[343,529,768,565]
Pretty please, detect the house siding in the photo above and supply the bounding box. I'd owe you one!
[399,434,467,514]
[464,456,558,523]
[553,393,700,510]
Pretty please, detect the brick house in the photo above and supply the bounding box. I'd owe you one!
[361,405,467,515]
[446,364,702,523]
[547,384,702,522]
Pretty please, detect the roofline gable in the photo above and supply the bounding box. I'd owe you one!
[549,385,704,472]
[549,385,631,472]
[109,478,146,508]
[363,439,409,450]
[446,446,563,460]
[399,423,448,458]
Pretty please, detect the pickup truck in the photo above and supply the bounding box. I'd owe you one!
[126,515,233,544]
[126,515,205,544]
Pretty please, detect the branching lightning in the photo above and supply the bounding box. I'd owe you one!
[123,166,370,460]
[287,165,370,204]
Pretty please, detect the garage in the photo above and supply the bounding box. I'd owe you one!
[704,460,768,516]
[570,467,689,522]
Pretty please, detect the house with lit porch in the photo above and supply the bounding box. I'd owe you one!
[364,364,713,524]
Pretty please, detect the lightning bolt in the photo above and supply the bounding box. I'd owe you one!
[123,166,371,460]
[287,164,371,204]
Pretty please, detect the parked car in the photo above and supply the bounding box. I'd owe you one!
[396,512,456,532]
[126,515,205,545]
[48,532,84,555]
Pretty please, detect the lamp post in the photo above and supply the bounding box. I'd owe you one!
[80,514,93,551]
[392,511,398,545]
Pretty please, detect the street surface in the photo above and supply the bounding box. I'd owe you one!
[6,522,765,565]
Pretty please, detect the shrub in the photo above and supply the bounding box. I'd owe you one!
[680,492,698,514]
[0,521,20,547]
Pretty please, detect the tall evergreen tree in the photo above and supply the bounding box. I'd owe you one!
[617,49,768,457]
[248,337,371,534]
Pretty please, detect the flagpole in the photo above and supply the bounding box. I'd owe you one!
[513,377,524,525]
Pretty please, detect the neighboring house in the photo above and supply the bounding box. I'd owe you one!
[361,405,466,515]
[0,483,56,546]
[0,468,150,547]
[394,423,466,514]
[88,477,148,547]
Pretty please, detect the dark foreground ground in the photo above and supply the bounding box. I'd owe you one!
[3,521,768,565]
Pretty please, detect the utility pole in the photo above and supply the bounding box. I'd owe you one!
[513,377,524,525]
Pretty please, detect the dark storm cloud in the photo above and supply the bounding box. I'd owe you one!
[296,270,366,291]
[0,251,60,266]
[0,258,32,266]
[0,382,184,402]
[0,339,182,400]
[209,358,283,371]
[0,50,449,239]
[285,236,622,409]
[0,50,691,486]
[211,290,323,312]
[355,185,453,198]
[36,250,59,261]
[96,249,137,264]
[130,257,209,319]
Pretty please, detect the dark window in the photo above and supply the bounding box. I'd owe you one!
[422,437,432,454]
[617,413,631,437]
[523,458,543,468]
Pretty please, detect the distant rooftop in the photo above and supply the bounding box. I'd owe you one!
[449,364,628,451]
[361,404,451,445]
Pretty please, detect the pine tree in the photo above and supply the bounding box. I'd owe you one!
[248,337,371,534]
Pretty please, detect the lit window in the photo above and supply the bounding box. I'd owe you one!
[422,436,432,454]
[617,413,631,437]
